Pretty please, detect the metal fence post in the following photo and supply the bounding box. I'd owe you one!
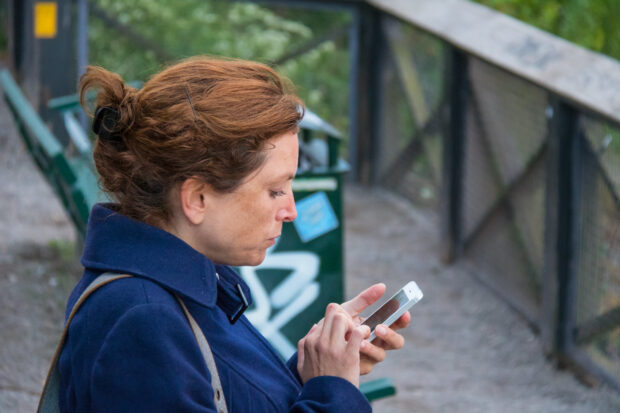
[439,48,467,263]
[38,0,77,146]
[346,6,361,183]
[6,0,22,74]
[541,97,581,357]
[350,4,382,185]
[10,0,40,105]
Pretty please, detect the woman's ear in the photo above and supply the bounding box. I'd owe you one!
[179,177,208,225]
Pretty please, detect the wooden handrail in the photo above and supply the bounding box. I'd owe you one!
[369,0,620,126]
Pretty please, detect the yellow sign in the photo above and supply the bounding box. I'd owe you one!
[34,2,57,39]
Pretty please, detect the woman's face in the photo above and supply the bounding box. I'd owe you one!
[195,131,299,266]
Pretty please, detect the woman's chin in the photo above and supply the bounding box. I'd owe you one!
[230,250,267,267]
[246,251,267,267]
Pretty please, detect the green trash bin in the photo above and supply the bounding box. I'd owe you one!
[236,109,348,359]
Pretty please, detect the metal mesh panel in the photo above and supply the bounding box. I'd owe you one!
[575,115,620,383]
[461,57,548,320]
[376,32,415,179]
[376,17,445,208]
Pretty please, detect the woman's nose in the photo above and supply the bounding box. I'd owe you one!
[277,195,297,222]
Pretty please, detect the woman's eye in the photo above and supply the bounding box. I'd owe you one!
[270,190,286,198]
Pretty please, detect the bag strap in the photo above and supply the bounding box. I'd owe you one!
[37,273,132,413]
[37,273,228,413]
[175,295,228,413]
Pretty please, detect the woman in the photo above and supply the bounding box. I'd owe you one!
[58,57,410,412]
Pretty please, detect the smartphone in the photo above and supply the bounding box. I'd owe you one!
[361,281,423,341]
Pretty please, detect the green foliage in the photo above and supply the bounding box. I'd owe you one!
[475,0,620,61]
[89,0,351,136]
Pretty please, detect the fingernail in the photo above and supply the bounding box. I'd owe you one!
[360,340,367,349]
[376,325,386,336]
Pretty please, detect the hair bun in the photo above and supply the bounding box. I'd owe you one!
[93,106,121,141]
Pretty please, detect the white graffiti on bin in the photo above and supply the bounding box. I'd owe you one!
[239,239,320,359]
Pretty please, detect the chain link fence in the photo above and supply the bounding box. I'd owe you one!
[575,115,620,383]
[461,57,548,323]
[376,17,445,208]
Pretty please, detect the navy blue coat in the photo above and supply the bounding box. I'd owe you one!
[58,204,372,412]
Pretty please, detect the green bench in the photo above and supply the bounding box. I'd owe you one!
[1,69,105,236]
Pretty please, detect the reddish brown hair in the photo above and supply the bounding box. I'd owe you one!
[79,57,304,226]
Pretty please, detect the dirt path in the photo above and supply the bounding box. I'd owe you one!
[1,90,620,411]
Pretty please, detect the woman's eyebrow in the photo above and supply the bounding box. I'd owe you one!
[272,172,295,182]
[266,174,295,187]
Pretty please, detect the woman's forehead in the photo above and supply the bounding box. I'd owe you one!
[261,133,299,173]
[240,132,298,186]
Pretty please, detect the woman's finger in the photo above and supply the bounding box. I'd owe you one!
[359,340,387,363]
[321,303,339,339]
[297,337,306,372]
[329,312,350,348]
[390,311,411,331]
[359,354,375,375]
[346,325,370,353]
[307,323,319,335]
[340,284,386,317]
[372,324,405,350]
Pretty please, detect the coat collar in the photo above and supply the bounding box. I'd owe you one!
[81,203,252,321]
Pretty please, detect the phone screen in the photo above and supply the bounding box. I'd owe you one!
[362,289,409,331]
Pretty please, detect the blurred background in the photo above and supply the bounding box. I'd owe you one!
[1,0,620,412]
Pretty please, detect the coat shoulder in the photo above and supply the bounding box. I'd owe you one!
[84,275,179,313]
[68,276,183,346]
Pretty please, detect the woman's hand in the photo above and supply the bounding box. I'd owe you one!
[341,284,411,375]
[297,303,370,387]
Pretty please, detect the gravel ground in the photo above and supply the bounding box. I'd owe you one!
[1,91,620,412]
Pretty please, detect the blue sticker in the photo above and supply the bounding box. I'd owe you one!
[294,191,339,243]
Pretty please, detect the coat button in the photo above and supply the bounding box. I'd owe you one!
[215,389,221,400]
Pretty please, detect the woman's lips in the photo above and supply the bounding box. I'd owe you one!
[267,235,280,246]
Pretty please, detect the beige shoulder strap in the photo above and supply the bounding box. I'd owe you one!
[175,295,228,413]
[37,273,227,413]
